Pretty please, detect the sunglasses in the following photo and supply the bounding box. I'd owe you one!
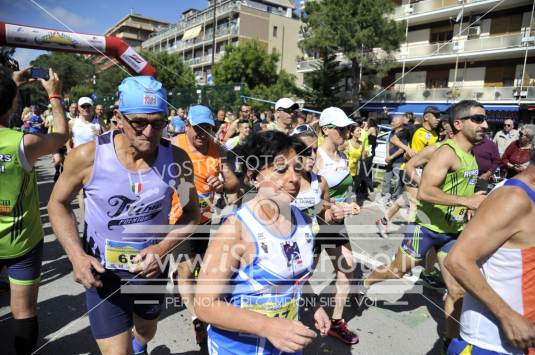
[459,114,487,124]
[277,108,297,115]
[504,124,512,127]
[301,147,317,157]
[80,104,92,109]
[290,124,315,136]
[121,113,167,130]
[325,124,348,131]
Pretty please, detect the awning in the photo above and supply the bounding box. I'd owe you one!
[483,105,518,112]
[182,25,202,41]
[360,103,451,116]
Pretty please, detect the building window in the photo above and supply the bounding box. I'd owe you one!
[426,69,449,89]
[490,14,522,35]
[273,26,278,37]
[485,66,515,87]
[430,25,453,44]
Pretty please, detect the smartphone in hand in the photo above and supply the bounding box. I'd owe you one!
[30,67,49,80]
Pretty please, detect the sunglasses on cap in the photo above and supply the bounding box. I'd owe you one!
[459,114,487,124]
[325,124,348,131]
[120,112,167,130]
[290,124,315,136]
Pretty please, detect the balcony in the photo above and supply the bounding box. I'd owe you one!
[167,25,239,53]
[399,31,535,63]
[183,52,225,67]
[393,0,531,25]
[296,53,347,73]
[142,0,239,48]
[363,86,535,103]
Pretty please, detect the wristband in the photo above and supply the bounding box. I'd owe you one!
[48,95,62,100]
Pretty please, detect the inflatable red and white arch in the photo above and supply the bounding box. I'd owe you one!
[0,22,156,76]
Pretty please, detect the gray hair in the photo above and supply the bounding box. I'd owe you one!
[526,124,535,163]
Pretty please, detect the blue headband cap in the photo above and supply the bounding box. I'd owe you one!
[118,76,168,114]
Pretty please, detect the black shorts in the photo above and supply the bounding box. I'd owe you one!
[314,224,350,254]
[180,231,211,256]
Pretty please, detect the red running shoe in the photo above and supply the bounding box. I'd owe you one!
[328,319,359,345]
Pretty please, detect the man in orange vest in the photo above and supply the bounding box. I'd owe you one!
[170,105,239,345]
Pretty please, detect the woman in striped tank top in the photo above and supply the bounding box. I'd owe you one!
[194,131,330,355]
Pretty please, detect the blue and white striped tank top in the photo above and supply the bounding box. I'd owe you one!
[207,204,315,355]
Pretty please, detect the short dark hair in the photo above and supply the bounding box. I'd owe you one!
[240,131,305,180]
[0,67,18,118]
[449,100,485,132]
[237,119,251,127]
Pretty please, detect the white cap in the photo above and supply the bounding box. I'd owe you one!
[319,107,354,127]
[78,97,94,107]
[275,97,299,111]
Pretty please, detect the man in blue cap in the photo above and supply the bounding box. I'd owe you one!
[170,104,239,345]
[48,76,201,355]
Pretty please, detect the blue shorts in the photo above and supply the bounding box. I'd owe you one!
[86,270,164,339]
[447,338,508,354]
[400,225,458,260]
[0,240,43,285]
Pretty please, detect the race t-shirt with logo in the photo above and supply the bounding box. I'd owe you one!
[208,204,314,355]
[82,131,175,271]
[416,139,478,234]
[170,134,221,225]
[0,129,43,259]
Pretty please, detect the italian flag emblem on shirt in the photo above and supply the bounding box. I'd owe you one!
[131,183,142,194]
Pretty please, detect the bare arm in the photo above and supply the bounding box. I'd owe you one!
[404,145,437,186]
[223,121,238,142]
[390,134,414,156]
[445,188,535,350]
[418,145,484,210]
[19,69,69,168]
[48,143,104,288]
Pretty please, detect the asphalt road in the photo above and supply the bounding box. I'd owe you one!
[0,157,444,354]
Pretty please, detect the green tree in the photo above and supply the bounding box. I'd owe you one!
[30,52,95,94]
[95,66,129,102]
[140,50,195,92]
[301,0,405,109]
[69,84,93,102]
[303,53,346,108]
[213,40,299,110]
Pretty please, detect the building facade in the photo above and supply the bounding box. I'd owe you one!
[94,13,169,71]
[141,0,302,85]
[298,0,535,125]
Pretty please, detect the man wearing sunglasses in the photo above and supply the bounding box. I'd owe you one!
[493,119,519,156]
[170,105,239,345]
[48,76,200,355]
[362,100,488,352]
[267,97,299,134]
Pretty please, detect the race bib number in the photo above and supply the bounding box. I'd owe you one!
[240,295,298,320]
[447,207,467,223]
[104,239,152,270]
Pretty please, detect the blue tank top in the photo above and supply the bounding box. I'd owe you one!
[83,131,175,271]
[207,205,315,355]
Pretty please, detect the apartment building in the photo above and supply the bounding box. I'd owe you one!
[93,13,169,71]
[298,0,535,125]
[141,0,302,85]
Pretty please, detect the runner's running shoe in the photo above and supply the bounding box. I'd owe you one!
[375,217,389,239]
[419,269,446,290]
[328,319,359,345]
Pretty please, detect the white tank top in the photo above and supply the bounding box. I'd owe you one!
[292,172,322,234]
[460,179,535,354]
[71,117,101,147]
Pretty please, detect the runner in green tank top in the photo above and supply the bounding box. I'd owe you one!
[361,100,489,352]
[0,67,68,355]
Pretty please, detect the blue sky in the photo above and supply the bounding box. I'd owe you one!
[0,0,218,67]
